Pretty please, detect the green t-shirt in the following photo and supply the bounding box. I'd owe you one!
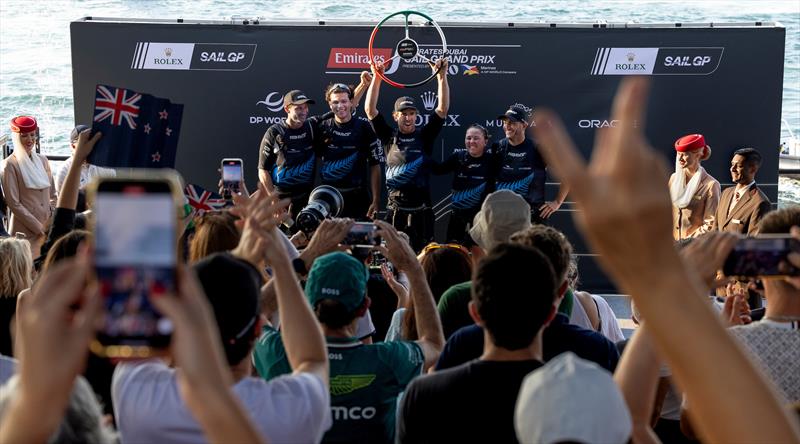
[254,326,424,444]
[437,281,473,339]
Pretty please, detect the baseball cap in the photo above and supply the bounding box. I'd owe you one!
[305,252,368,312]
[469,190,531,251]
[70,124,90,143]
[394,96,418,113]
[498,105,530,123]
[515,352,632,444]
[193,253,262,365]
[497,105,530,123]
[283,90,315,107]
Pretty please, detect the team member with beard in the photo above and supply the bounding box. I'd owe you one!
[365,60,449,250]
[258,90,322,226]
[431,124,495,246]
[494,105,569,224]
[668,133,721,240]
[318,82,385,220]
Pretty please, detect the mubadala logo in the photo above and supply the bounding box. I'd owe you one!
[256,92,285,112]
[420,91,437,111]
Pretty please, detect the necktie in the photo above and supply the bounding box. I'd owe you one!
[727,190,741,217]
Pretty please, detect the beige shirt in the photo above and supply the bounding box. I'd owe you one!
[1,152,56,253]
[669,168,720,241]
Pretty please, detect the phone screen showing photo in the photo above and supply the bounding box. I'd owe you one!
[222,160,242,192]
[94,182,175,351]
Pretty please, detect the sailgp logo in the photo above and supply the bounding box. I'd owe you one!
[131,42,256,71]
[591,47,723,76]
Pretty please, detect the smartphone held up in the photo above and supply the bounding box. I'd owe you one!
[723,235,800,279]
[221,158,243,196]
[88,172,183,358]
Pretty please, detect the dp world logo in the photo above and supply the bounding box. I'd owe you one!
[256,92,284,113]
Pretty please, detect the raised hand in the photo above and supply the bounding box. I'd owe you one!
[374,220,420,273]
[679,231,739,290]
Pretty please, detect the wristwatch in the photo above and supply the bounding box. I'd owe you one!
[292,257,308,276]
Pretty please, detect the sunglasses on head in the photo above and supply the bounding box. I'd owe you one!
[422,242,471,257]
[328,83,351,95]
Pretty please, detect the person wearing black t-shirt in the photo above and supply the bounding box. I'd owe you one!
[397,244,557,444]
[432,124,495,246]
[495,105,569,224]
[365,60,450,251]
[258,90,322,226]
[317,82,385,220]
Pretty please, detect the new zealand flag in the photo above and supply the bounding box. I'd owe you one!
[88,85,183,168]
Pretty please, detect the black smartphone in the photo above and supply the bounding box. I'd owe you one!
[221,158,243,194]
[723,235,800,278]
[344,222,381,247]
[89,174,182,358]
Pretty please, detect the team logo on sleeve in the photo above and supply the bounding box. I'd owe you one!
[496,173,534,196]
[386,156,423,189]
[330,374,376,396]
[321,152,359,181]
[272,155,315,187]
[452,183,486,209]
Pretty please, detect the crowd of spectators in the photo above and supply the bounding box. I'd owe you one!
[0,77,799,443]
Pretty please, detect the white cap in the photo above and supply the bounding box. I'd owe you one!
[515,352,632,444]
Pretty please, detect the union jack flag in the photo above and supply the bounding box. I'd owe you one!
[94,85,141,130]
[184,183,227,216]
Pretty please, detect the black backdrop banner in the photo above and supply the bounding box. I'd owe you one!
[71,18,785,292]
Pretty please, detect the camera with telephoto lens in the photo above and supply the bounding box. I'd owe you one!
[295,185,344,234]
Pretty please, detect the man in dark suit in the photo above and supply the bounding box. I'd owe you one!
[715,147,772,235]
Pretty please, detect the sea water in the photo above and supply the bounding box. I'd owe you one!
[1,0,798,204]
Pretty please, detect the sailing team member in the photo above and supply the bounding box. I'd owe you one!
[317,82,385,220]
[258,90,321,226]
[494,105,569,224]
[365,59,450,251]
[432,124,495,246]
[668,133,721,240]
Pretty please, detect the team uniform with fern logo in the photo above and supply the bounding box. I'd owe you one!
[317,117,384,219]
[432,147,497,244]
[370,112,444,251]
[258,118,324,223]
[495,137,548,223]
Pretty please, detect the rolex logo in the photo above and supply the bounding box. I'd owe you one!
[165,48,173,57]
[626,52,635,62]
[420,91,437,111]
